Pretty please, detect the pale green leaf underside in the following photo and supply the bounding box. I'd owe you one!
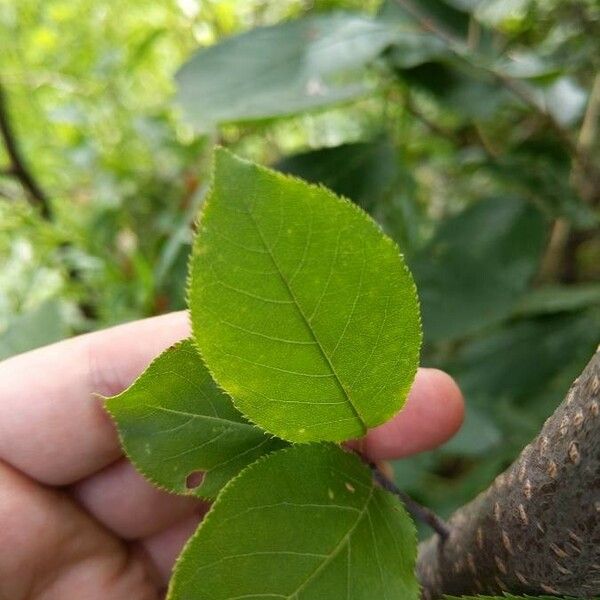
[105,339,286,499]
[189,148,421,443]
[168,444,419,600]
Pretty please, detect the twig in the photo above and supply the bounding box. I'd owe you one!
[404,94,460,146]
[536,217,571,283]
[0,165,16,176]
[0,79,51,218]
[573,72,600,205]
[393,0,599,183]
[578,72,600,152]
[360,453,450,541]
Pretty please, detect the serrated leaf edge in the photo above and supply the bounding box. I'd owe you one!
[187,146,423,444]
[104,337,280,500]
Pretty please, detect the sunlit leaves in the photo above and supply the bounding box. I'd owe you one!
[189,148,421,443]
[168,445,419,600]
[106,339,286,499]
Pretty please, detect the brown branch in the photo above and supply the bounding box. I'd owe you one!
[0,80,51,218]
[579,73,600,152]
[417,348,600,599]
[573,72,600,206]
[536,217,571,284]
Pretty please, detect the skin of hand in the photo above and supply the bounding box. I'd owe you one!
[0,311,464,600]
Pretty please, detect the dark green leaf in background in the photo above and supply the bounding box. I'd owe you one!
[189,148,422,443]
[380,0,471,41]
[411,196,547,342]
[397,60,508,120]
[168,444,419,600]
[276,139,398,214]
[0,300,68,360]
[106,339,286,499]
[515,284,600,317]
[453,311,600,407]
[275,137,424,251]
[441,405,502,456]
[176,13,401,130]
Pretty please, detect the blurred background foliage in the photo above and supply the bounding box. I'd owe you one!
[1,0,599,525]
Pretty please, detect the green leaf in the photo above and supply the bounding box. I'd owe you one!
[189,148,421,443]
[105,339,286,499]
[378,0,470,70]
[0,300,69,361]
[398,60,508,120]
[176,13,401,130]
[411,196,547,342]
[531,76,588,126]
[275,138,424,253]
[276,139,399,215]
[380,0,471,41]
[515,283,600,316]
[168,444,419,600]
[384,32,448,69]
[441,405,501,456]
[453,311,600,404]
[276,138,424,253]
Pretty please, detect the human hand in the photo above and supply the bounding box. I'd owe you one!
[0,311,463,600]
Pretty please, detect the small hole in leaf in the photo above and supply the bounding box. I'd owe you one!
[186,471,205,490]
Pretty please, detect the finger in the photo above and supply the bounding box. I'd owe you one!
[139,512,205,586]
[71,459,206,540]
[0,460,159,599]
[0,311,190,485]
[358,368,464,461]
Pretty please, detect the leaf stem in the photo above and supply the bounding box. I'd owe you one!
[357,450,450,541]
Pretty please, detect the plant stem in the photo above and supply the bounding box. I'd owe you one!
[372,462,450,541]
[356,450,451,541]
[0,79,51,218]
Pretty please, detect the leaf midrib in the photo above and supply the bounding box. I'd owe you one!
[243,200,368,434]
[286,484,375,599]
[149,405,257,432]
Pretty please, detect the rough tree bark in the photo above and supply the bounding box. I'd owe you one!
[417,347,600,599]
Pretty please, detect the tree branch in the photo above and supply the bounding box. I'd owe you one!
[0,79,51,218]
[417,348,600,599]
